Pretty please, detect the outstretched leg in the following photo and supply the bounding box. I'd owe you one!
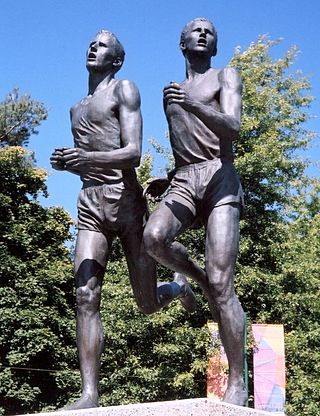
[205,204,247,406]
[63,229,110,410]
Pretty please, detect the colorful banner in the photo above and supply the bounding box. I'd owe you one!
[252,324,286,413]
[206,322,228,400]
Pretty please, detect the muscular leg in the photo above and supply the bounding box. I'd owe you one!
[64,229,110,410]
[205,203,247,406]
[143,194,213,308]
[121,229,197,314]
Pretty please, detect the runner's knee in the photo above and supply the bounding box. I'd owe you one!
[76,285,101,314]
[143,225,168,256]
[207,269,235,306]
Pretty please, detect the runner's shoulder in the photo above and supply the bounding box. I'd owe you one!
[114,79,141,106]
[218,67,242,89]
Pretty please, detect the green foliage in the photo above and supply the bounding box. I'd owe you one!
[0,89,47,147]
[277,182,320,415]
[136,153,153,186]
[236,187,320,415]
[0,146,76,413]
[230,37,313,271]
[232,38,319,415]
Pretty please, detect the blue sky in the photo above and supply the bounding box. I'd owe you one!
[1,0,319,219]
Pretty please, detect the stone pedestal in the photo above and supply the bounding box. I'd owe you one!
[18,398,280,416]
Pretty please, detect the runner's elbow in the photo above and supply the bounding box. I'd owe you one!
[229,119,240,140]
[125,144,141,167]
[130,148,141,167]
[131,154,141,167]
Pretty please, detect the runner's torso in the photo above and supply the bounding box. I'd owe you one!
[165,68,234,168]
[71,80,137,186]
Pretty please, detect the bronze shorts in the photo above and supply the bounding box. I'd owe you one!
[167,159,244,221]
[77,182,148,237]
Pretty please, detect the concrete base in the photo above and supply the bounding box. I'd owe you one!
[19,398,279,416]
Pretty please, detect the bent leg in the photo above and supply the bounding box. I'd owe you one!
[121,230,197,314]
[205,204,247,406]
[143,194,217,312]
[143,194,208,291]
[64,229,111,410]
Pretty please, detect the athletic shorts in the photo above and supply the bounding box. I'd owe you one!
[166,159,244,222]
[77,182,148,238]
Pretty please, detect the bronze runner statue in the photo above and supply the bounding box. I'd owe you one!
[50,30,196,410]
[143,18,247,406]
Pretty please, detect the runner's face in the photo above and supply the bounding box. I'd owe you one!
[86,33,117,73]
[182,20,216,57]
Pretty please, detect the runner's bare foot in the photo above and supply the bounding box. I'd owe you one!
[61,393,98,410]
[223,384,248,406]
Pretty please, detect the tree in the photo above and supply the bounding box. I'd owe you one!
[270,180,320,416]
[0,92,76,415]
[0,146,77,415]
[230,37,313,271]
[0,89,47,147]
[229,38,319,415]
